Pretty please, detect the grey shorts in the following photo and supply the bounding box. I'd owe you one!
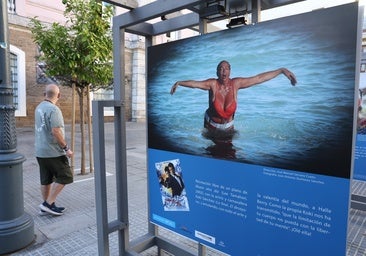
[36,156,73,185]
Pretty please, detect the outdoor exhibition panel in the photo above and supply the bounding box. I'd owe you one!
[147,3,359,255]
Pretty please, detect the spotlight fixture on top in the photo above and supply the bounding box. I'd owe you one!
[227,16,247,28]
[200,4,228,20]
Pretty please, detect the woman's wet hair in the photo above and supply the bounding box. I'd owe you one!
[216,60,231,76]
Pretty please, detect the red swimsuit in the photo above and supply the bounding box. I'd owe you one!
[204,80,237,131]
[212,80,237,119]
[213,98,237,119]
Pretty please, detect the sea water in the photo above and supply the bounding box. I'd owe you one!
[147,14,356,175]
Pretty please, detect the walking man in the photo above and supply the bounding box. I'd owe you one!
[35,83,73,216]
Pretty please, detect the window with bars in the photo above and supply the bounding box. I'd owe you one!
[10,52,19,110]
[10,45,26,117]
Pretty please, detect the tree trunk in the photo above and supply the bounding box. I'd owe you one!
[77,87,86,175]
[70,83,76,175]
[87,85,94,173]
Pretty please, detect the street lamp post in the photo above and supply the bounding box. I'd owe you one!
[0,0,34,254]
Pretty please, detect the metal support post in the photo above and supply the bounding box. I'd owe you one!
[251,0,261,23]
[0,0,34,254]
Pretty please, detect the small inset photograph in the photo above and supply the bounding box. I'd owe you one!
[155,159,189,211]
[358,88,366,135]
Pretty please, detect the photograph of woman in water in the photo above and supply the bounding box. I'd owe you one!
[147,11,357,178]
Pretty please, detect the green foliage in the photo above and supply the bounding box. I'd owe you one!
[30,0,114,91]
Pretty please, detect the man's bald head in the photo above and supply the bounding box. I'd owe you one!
[45,84,60,101]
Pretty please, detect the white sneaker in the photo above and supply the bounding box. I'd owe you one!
[39,210,49,216]
[39,202,63,216]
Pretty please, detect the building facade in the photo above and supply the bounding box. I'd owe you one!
[8,0,140,127]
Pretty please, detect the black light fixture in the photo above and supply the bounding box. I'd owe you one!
[160,15,170,38]
[200,4,227,19]
[226,16,246,28]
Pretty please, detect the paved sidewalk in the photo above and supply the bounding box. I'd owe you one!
[8,122,157,256]
[4,121,366,255]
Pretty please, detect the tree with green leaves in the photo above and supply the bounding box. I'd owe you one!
[30,0,114,174]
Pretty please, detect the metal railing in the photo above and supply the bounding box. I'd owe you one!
[8,0,15,13]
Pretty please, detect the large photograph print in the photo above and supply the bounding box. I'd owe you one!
[148,3,359,256]
[148,4,357,179]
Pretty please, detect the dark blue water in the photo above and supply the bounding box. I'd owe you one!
[148,6,358,177]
